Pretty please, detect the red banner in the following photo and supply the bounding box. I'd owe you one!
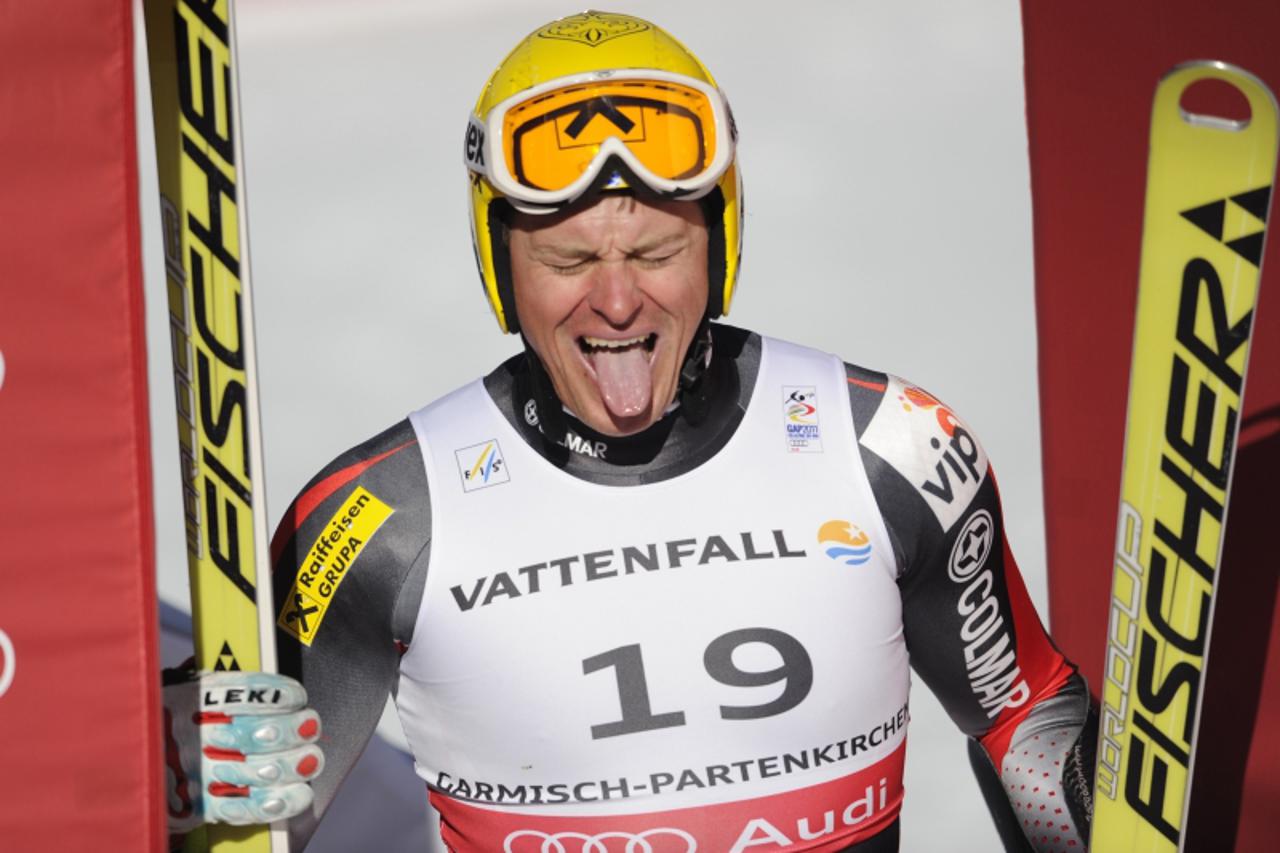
[0,0,163,849]
[434,746,904,853]
[1023,3,1280,849]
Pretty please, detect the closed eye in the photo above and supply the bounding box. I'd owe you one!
[543,258,593,275]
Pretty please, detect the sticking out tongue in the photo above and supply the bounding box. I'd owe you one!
[589,343,653,418]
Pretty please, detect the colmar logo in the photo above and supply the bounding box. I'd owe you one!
[859,378,988,531]
[818,520,873,566]
[524,399,609,459]
[948,510,993,583]
[456,439,509,492]
[948,509,1028,719]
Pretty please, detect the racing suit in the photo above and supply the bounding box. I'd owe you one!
[268,324,1094,852]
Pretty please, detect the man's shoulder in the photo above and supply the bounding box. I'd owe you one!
[845,368,992,536]
[731,324,892,429]
[305,420,423,492]
[272,419,426,551]
[743,328,992,533]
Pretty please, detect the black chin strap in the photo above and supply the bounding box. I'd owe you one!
[677,318,715,426]
[521,335,572,465]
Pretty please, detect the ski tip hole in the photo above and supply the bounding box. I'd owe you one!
[1179,77,1251,130]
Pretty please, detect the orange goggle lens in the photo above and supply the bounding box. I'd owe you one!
[501,80,720,192]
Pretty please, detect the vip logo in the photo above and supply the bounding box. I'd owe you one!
[456,439,509,492]
[897,387,983,508]
[860,379,988,531]
[949,510,994,583]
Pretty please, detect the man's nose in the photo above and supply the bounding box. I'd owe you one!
[586,261,643,327]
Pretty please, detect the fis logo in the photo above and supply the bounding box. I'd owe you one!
[456,439,509,492]
[783,386,823,452]
[860,378,988,531]
[818,520,873,566]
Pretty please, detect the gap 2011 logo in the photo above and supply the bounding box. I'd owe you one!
[783,386,822,452]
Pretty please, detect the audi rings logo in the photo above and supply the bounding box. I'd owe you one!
[948,509,994,583]
[504,828,696,853]
[0,628,15,699]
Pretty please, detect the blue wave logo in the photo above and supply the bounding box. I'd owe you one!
[818,520,873,566]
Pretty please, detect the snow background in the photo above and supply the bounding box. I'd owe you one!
[136,1,1040,849]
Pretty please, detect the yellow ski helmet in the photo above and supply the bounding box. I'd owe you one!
[465,10,743,333]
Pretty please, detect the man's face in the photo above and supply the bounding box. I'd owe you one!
[509,195,710,437]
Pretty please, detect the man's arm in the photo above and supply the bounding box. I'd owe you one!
[268,420,431,846]
[846,365,1094,852]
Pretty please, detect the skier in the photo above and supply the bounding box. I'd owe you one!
[165,11,1095,852]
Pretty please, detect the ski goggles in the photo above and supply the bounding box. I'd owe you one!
[465,70,735,212]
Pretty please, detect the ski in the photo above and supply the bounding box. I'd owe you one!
[141,1,286,851]
[1091,62,1277,852]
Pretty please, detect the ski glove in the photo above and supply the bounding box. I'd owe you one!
[163,670,324,830]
